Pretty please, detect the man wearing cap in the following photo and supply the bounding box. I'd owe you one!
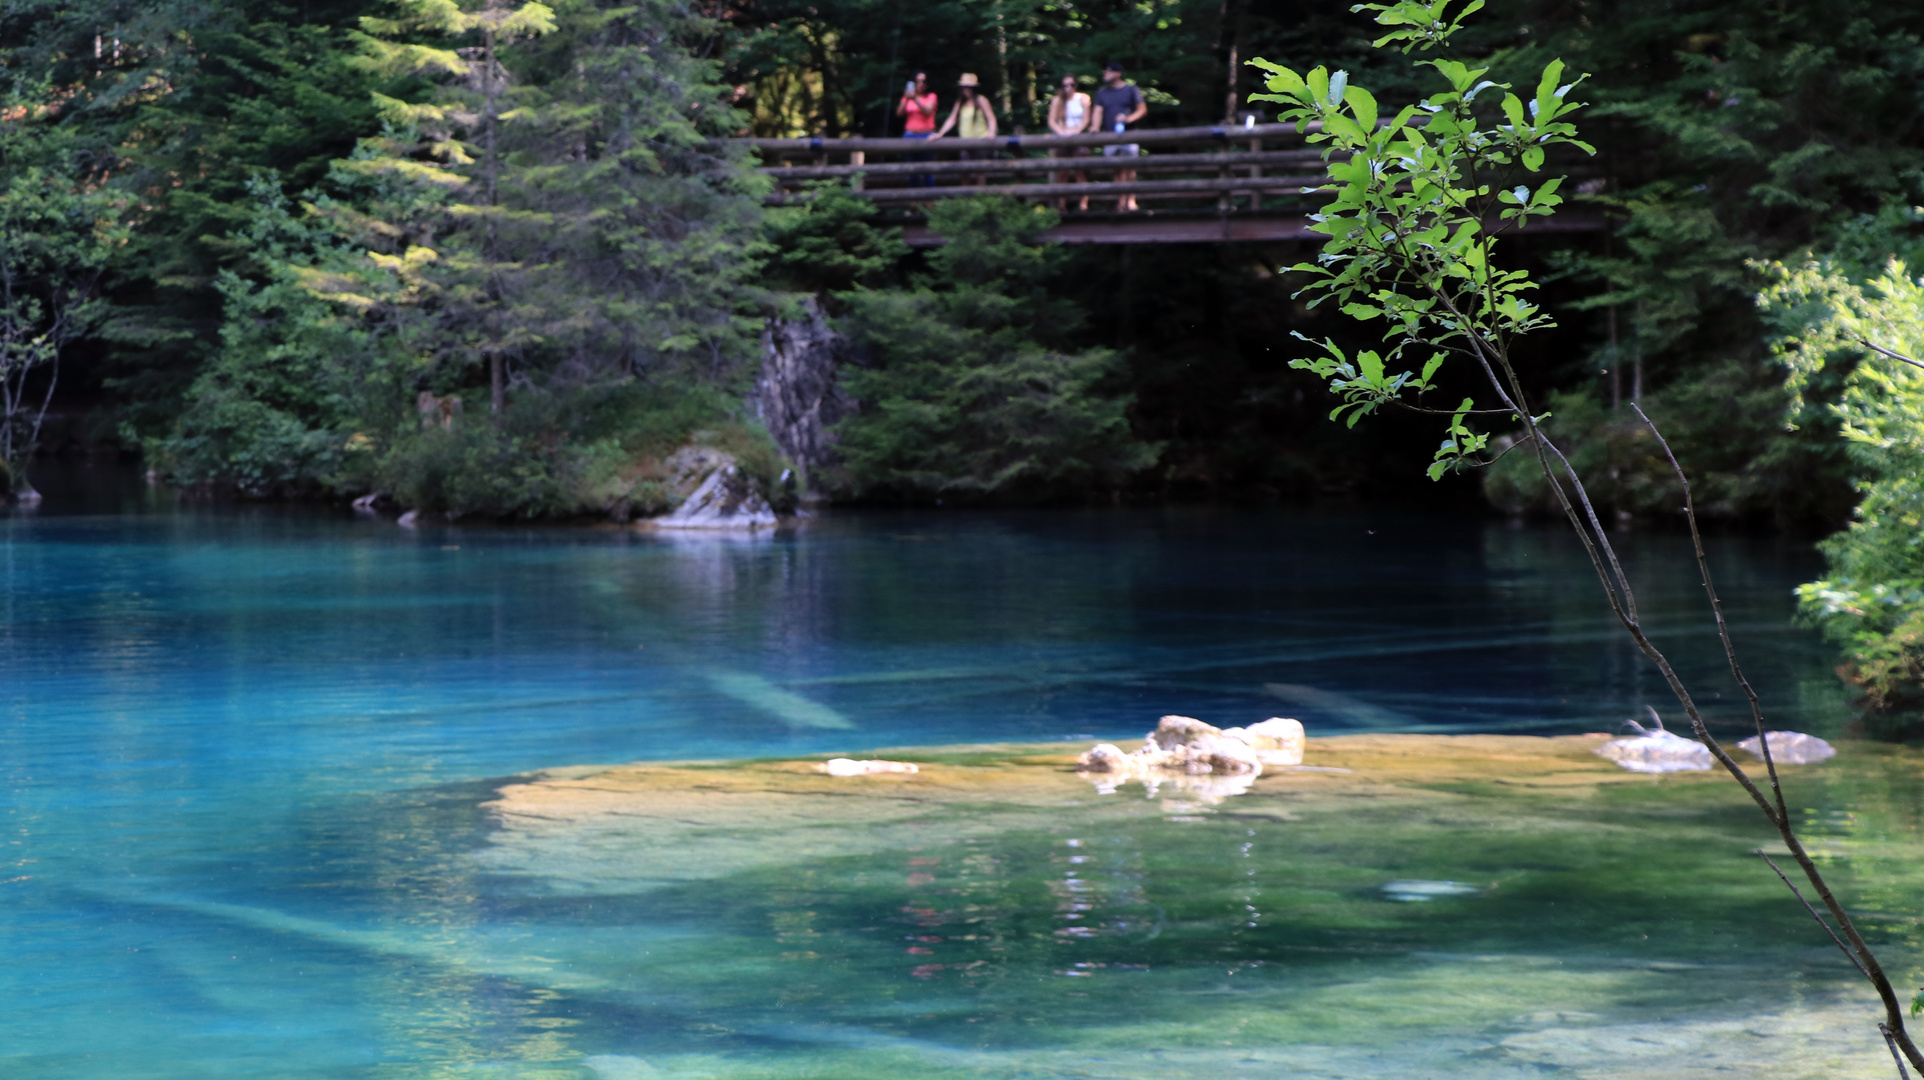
[1091,62,1147,210]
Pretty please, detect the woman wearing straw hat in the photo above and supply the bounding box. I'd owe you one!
[931,73,998,186]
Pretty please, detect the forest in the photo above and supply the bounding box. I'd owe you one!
[1,0,1922,718]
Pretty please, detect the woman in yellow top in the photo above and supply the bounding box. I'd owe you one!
[931,73,997,185]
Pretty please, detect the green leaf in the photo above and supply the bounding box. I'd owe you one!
[1501,94,1528,133]
[1253,63,1308,101]
[1521,145,1544,171]
[1344,85,1379,132]
[1323,114,1368,144]
[1534,58,1566,113]
[1326,69,1350,108]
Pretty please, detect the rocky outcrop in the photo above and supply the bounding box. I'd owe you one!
[1735,731,1836,765]
[650,447,779,531]
[1076,714,1309,782]
[755,297,855,494]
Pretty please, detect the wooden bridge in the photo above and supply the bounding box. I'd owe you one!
[740,123,1604,246]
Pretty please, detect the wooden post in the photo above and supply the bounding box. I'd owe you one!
[1248,129,1261,211]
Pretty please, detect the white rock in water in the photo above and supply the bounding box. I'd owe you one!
[1075,743,1132,773]
[1595,729,1712,773]
[1148,715,1222,750]
[817,758,918,777]
[1142,719,1263,775]
[1223,717,1305,765]
[1736,731,1836,765]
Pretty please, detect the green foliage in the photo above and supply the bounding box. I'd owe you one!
[0,82,131,493]
[834,197,1157,498]
[764,186,910,292]
[1250,0,1590,479]
[1500,0,1924,515]
[155,0,774,517]
[155,178,407,495]
[0,1,394,443]
[1480,361,1853,525]
[1762,255,1924,715]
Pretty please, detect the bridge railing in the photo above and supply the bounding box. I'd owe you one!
[742,123,1332,212]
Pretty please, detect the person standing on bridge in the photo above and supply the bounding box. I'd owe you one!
[1047,74,1094,211]
[1091,62,1147,211]
[896,71,939,188]
[931,73,997,186]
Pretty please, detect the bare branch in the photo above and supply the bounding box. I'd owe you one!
[1859,338,1924,372]
[1632,403,1787,827]
[1758,850,1868,978]
[1392,403,1518,416]
[1464,431,1538,468]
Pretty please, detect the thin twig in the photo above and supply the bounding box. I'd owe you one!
[1465,431,1538,469]
[1859,338,1924,373]
[1633,404,1787,826]
[1758,850,1868,978]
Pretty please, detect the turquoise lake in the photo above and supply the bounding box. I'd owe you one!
[6,481,1921,1079]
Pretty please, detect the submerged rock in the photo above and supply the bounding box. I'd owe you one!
[1381,879,1481,902]
[1736,731,1836,765]
[817,758,919,777]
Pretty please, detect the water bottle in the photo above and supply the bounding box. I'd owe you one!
[1113,120,1125,134]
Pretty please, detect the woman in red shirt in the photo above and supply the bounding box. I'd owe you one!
[896,71,938,187]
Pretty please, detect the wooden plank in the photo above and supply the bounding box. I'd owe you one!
[761,149,1326,181]
[738,122,1315,155]
[898,210,1611,246]
[766,175,1326,205]
[900,215,1321,245]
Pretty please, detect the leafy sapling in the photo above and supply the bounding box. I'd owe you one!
[1250,0,1588,479]
[1252,0,1924,1070]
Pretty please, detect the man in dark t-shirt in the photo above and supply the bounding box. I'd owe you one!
[1091,62,1148,210]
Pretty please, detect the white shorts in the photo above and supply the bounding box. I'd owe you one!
[1103,144,1140,158]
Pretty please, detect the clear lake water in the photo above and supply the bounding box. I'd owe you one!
[4,472,1921,1079]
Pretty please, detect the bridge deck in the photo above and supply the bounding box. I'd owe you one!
[737,123,1601,244]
